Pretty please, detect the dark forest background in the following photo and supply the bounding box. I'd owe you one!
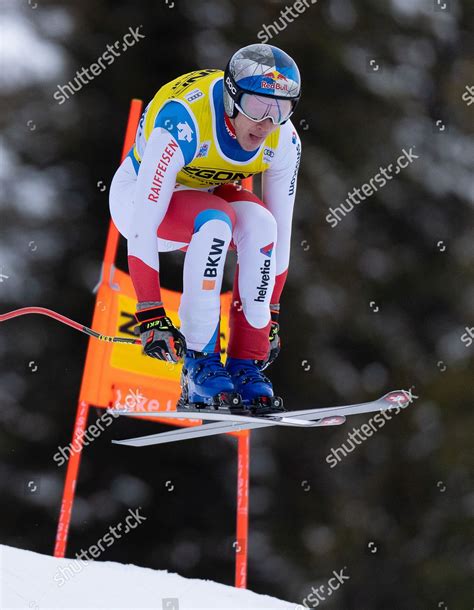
[1,0,473,608]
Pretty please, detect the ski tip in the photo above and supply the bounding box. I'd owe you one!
[320,415,346,426]
[381,390,413,409]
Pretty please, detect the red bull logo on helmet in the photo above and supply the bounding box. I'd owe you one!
[263,70,288,81]
[261,69,289,92]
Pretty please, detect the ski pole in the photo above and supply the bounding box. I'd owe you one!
[0,306,141,345]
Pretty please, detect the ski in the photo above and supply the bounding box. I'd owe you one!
[111,390,413,447]
[110,408,338,428]
[112,415,344,447]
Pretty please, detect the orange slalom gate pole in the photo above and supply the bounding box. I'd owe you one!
[235,430,250,588]
[54,401,90,557]
[54,99,142,558]
[103,99,143,270]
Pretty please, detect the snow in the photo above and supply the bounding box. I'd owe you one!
[0,545,298,610]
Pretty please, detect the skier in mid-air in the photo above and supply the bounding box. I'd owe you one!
[109,43,302,415]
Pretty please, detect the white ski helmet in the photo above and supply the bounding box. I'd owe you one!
[223,43,301,125]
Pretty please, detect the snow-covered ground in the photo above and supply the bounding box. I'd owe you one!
[0,545,298,609]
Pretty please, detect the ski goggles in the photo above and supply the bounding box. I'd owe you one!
[235,93,295,125]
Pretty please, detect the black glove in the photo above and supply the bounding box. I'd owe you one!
[258,304,281,371]
[134,301,186,363]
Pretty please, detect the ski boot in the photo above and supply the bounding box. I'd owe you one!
[177,349,244,414]
[225,357,285,416]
